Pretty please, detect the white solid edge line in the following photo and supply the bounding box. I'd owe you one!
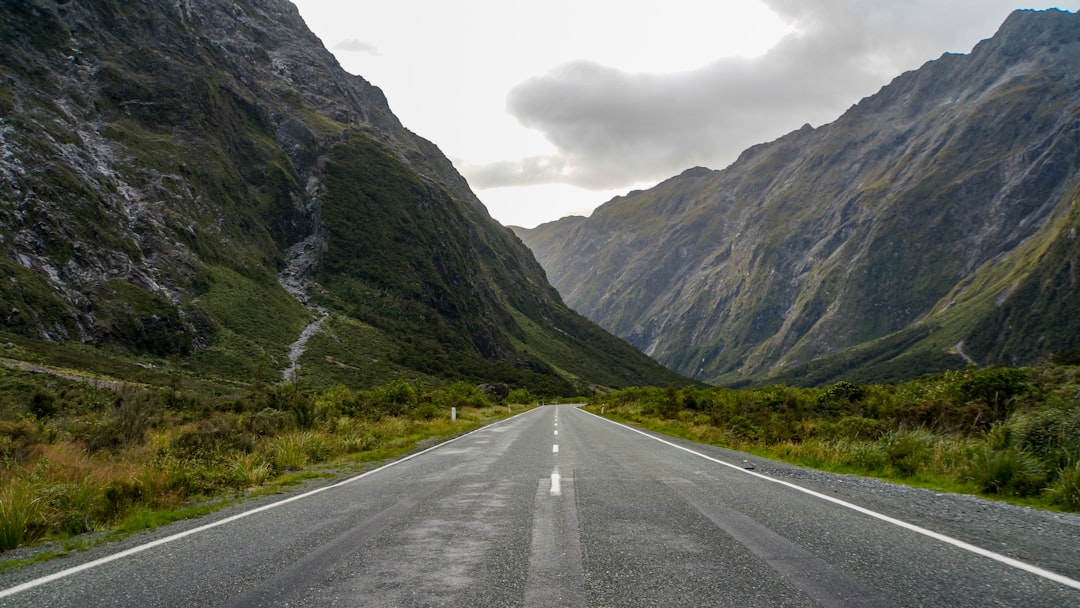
[0,408,542,599]
[581,408,1080,592]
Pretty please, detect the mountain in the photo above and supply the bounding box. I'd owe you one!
[0,0,687,394]
[515,9,1080,386]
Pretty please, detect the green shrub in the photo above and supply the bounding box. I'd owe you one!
[821,416,888,441]
[49,481,105,536]
[158,458,231,499]
[984,421,1011,450]
[726,415,761,441]
[170,413,255,458]
[968,446,1046,496]
[958,367,1030,421]
[28,389,58,419]
[841,440,889,473]
[103,479,144,518]
[250,408,290,435]
[340,432,379,453]
[369,379,419,417]
[411,401,440,420]
[265,383,316,429]
[442,382,490,409]
[883,430,934,476]
[817,381,866,408]
[0,419,43,466]
[86,388,156,452]
[1047,461,1080,508]
[1009,408,1080,469]
[506,388,532,404]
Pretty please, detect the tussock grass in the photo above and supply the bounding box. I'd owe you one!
[1047,461,1080,508]
[0,480,44,551]
[265,431,329,472]
[590,364,1080,511]
[229,453,272,488]
[0,370,528,557]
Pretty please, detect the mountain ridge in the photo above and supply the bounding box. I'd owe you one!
[0,0,687,393]
[515,8,1080,385]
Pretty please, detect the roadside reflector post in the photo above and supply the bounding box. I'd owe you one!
[451,407,456,421]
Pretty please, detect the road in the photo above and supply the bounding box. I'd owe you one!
[3,404,1080,606]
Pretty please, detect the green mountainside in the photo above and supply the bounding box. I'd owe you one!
[515,9,1080,386]
[0,0,686,394]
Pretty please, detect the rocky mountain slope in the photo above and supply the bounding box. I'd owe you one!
[0,0,686,393]
[515,9,1080,386]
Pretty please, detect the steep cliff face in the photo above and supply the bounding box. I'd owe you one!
[516,9,1080,385]
[0,0,686,392]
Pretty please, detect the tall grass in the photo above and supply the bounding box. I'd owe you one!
[968,446,1046,495]
[0,372,524,554]
[229,453,272,488]
[1047,461,1080,508]
[591,364,1080,510]
[0,480,44,551]
[265,431,330,472]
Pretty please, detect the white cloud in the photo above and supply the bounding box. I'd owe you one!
[292,0,1080,227]
[463,1,1080,193]
[334,38,380,55]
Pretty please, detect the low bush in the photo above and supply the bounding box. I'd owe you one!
[589,363,1080,511]
[1009,407,1080,469]
[1047,461,1080,509]
[0,419,43,466]
[883,430,935,476]
[840,440,889,473]
[48,480,105,536]
[818,416,888,441]
[968,446,1046,496]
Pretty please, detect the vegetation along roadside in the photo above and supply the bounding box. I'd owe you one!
[587,363,1080,513]
[0,363,536,565]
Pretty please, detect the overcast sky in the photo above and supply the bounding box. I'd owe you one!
[291,1,1079,228]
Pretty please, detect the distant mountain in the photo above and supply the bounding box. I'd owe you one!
[0,0,686,393]
[515,9,1080,386]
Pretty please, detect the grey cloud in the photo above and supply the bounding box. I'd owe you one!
[471,0,1063,191]
[457,156,568,189]
[335,38,380,55]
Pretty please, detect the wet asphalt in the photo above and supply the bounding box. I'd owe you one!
[2,404,1079,607]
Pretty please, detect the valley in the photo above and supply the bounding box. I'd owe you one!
[516,8,1080,386]
[1,3,1078,596]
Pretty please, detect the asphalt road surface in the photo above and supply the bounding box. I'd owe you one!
[3,404,1080,607]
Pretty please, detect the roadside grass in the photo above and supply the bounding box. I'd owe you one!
[587,364,1080,513]
[590,404,1053,507]
[0,369,535,564]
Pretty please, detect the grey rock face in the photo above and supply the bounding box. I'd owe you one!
[517,9,1080,384]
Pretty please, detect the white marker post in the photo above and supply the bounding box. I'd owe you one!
[451,407,456,421]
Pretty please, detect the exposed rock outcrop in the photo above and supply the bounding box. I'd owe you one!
[516,9,1080,385]
[0,0,687,392]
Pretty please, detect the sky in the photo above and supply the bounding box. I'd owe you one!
[291,1,1080,228]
